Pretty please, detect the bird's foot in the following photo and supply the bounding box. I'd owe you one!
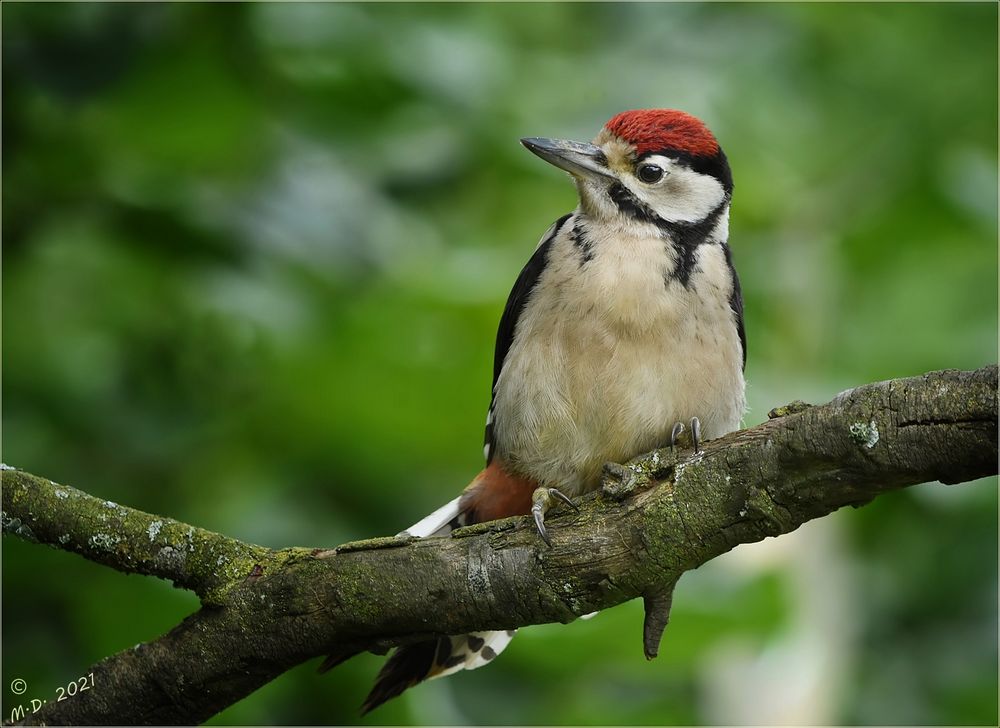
[670,416,702,454]
[531,487,579,546]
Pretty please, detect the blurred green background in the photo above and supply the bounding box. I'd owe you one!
[2,3,997,725]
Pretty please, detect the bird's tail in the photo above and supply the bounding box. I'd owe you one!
[357,469,531,713]
[361,630,517,714]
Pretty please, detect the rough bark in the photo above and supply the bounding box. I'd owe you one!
[2,366,996,725]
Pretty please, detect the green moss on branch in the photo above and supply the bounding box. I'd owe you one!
[0,468,275,603]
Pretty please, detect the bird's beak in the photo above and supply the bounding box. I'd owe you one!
[520,137,614,182]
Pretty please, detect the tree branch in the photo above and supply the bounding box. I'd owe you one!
[3,366,996,725]
[1,468,278,604]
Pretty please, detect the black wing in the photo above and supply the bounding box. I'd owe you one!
[721,242,747,370]
[484,213,572,464]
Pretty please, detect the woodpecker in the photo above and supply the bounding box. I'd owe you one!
[358,109,746,713]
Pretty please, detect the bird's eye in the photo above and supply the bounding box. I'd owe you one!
[637,164,664,184]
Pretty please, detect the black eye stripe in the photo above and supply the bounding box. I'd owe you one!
[637,149,733,194]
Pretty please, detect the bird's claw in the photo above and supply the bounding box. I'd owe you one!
[670,421,685,452]
[531,487,578,546]
[670,416,702,454]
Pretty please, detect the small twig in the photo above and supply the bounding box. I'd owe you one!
[642,584,677,659]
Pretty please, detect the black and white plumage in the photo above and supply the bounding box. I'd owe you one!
[484,212,573,466]
[360,109,747,713]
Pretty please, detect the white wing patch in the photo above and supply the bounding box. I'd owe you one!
[484,404,494,462]
[397,496,464,538]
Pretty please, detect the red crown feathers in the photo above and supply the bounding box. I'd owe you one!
[604,109,719,157]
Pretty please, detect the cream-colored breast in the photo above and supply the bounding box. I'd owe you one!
[491,219,745,494]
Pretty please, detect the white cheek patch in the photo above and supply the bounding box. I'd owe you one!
[629,165,725,224]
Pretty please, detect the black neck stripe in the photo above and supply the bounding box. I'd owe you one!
[569,219,595,266]
[661,204,726,288]
[605,181,727,287]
